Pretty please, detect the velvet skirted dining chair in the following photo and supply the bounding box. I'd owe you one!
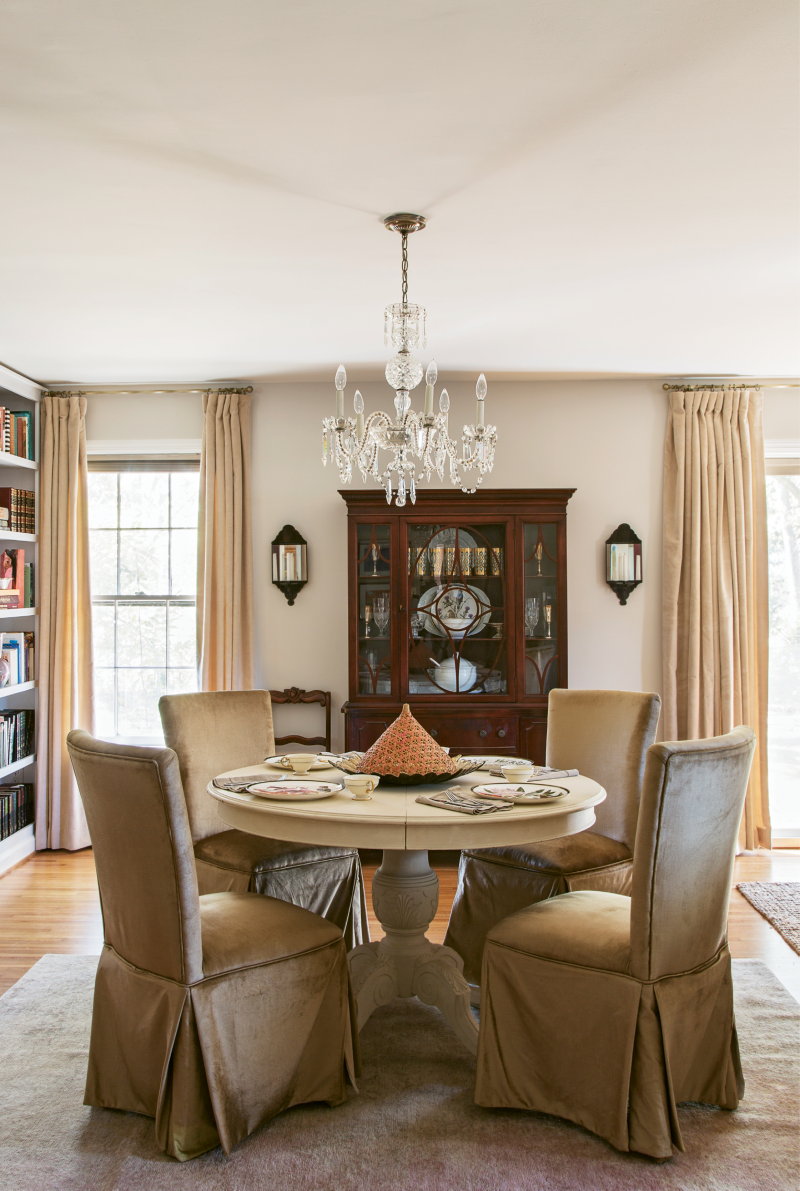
[159,689,368,950]
[67,730,359,1161]
[444,689,661,990]
[474,726,756,1160]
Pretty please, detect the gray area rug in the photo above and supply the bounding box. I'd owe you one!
[0,955,797,1191]
[737,882,800,955]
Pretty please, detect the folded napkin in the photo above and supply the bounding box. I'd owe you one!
[213,772,283,792]
[488,766,579,779]
[415,787,514,815]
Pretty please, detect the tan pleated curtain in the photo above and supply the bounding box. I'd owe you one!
[35,393,94,850]
[197,390,255,691]
[662,387,770,849]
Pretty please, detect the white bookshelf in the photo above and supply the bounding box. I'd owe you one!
[0,680,37,698]
[0,365,42,873]
[0,823,34,875]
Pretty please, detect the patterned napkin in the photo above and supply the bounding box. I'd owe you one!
[213,772,284,792]
[488,766,579,779]
[415,787,514,815]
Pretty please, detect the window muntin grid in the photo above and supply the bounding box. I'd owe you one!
[88,471,199,738]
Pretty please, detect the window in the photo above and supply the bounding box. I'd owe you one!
[766,464,800,840]
[88,465,199,741]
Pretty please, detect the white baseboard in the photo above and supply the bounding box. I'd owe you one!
[0,823,35,876]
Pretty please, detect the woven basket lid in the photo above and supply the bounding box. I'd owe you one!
[358,704,458,777]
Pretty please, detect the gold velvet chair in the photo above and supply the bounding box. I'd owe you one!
[475,727,756,1160]
[159,690,368,949]
[67,731,359,1161]
[444,688,661,988]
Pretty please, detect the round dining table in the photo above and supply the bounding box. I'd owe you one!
[208,764,606,1055]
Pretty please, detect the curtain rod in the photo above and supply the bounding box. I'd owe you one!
[44,386,253,396]
[661,383,761,393]
[663,382,799,391]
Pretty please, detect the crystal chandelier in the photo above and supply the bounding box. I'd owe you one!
[321,213,497,506]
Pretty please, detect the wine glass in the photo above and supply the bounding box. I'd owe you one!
[525,596,540,639]
[373,594,390,638]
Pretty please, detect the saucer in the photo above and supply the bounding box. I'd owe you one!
[264,754,331,771]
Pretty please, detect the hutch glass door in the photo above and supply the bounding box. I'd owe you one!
[523,522,559,695]
[406,523,508,697]
[356,523,393,695]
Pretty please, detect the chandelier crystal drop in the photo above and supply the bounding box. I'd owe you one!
[321,213,497,506]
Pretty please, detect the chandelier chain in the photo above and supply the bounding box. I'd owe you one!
[401,232,409,306]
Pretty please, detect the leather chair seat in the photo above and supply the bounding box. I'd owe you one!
[199,891,343,978]
[467,831,631,877]
[487,890,631,973]
[195,829,357,875]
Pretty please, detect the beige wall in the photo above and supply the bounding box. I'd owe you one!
[84,380,796,749]
[87,379,667,749]
[762,390,800,441]
[250,379,667,749]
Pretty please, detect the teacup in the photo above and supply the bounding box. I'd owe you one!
[279,753,316,775]
[500,761,534,783]
[344,774,380,801]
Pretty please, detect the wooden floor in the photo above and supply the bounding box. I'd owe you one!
[1,847,798,1000]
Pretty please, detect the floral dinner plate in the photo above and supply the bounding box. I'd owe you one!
[472,783,568,803]
[248,780,344,801]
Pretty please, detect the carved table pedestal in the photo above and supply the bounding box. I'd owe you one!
[348,849,478,1052]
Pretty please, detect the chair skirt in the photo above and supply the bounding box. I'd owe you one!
[85,941,359,1160]
[475,941,743,1158]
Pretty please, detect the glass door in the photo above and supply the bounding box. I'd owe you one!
[404,522,510,697]
[355,523,393,695]
[522,522,560,696]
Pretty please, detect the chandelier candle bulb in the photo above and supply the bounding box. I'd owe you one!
[476,373,487,429]
[335,364,347,420]
[424,360,437,416]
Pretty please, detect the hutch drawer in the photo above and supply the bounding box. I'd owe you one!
[414,714,516,751]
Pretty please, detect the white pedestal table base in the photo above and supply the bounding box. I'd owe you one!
[348,849,479,1055]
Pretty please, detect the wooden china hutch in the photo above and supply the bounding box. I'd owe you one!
[341,488,574,761]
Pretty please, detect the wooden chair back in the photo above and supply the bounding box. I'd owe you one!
[270,687,332,752]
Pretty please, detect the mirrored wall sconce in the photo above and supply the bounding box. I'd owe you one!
[606,524,642,605]
[272,525,308,605]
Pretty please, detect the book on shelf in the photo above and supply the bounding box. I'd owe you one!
[0,487,35,534]
[0,632,35,686]
[0,783,33,840]
[0,709,34,768]
[0,408,34,461]
[0,550,34,607]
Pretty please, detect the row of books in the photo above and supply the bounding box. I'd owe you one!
[0,783,33,841]
[0,549,35,609]
[1,710,35,769]
[0,632,34,685]
[0,408,34,461]
[0,487,35,534]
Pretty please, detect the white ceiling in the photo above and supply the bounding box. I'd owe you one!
[0,0,797,384]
